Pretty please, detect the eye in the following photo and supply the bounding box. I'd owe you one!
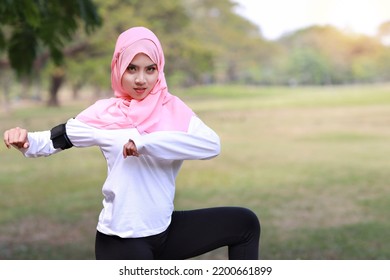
[146,65,157,73]
[127,65,137,72]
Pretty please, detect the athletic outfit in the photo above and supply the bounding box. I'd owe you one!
[22,116,260,259]
[18,26,260,259]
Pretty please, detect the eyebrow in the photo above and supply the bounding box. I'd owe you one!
[128,63,157,68]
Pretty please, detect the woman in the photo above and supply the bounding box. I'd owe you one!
[3,27,260,259]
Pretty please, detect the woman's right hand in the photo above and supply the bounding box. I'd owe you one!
[123,139,139,158]
[3,127,30,149]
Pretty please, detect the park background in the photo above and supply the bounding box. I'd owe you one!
[1,0,390,259]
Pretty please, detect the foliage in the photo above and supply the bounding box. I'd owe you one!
[0,0,102,76]
[274,26,390,85]
[378,20,390,42]
[62,0,213,91]
[183,0,272,84]
[2,0,390,100]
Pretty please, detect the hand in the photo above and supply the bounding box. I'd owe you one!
[3,127,30,149]
[123,139,139,158]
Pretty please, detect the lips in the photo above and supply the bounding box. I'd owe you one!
[134,88,146,94]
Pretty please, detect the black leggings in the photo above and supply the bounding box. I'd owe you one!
[95,207,260,260]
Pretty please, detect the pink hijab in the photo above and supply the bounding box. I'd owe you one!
[76,27,194,133]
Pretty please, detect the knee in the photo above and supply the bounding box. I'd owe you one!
[235,207,261,237]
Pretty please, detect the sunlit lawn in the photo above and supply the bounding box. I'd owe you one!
[1,84,390,259]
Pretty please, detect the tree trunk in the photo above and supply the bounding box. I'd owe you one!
[47,68,65,107]
[72,83,82,100]
[1,71,11,113]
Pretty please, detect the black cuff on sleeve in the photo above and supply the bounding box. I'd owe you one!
[50,123,73,150]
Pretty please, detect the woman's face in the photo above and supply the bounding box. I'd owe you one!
[121,53,158,100]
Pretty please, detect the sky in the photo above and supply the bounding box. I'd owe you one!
[234,0,390,40]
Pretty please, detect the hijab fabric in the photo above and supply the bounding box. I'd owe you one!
[76,27,194,133]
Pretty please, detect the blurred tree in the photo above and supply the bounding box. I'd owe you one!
[118,0,215,87]
[278,25,388,85]
[285,47,331,85]
[377,21,390,43]
[378,21,390,37]
[0,0,102,106]
[3,0,389,106]
[0,0,102,76]
[183,0,273,84]
[279,26,348,84]
[63,0,214,94]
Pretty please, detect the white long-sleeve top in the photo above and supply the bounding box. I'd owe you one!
[22,116,220,238]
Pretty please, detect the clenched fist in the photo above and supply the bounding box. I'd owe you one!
[3,127,29,149]
[123,139,139,158]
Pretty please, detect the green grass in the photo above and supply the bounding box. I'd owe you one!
[1,83,390,259]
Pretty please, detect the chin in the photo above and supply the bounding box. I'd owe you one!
[132,95,148,101]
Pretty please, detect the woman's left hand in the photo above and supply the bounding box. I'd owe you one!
[123,139,139,158]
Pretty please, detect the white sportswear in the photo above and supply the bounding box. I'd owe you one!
[21,116,220,238]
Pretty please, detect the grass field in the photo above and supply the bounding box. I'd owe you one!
[1,84,390,259]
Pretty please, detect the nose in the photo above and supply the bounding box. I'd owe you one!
[135,73,146,85]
